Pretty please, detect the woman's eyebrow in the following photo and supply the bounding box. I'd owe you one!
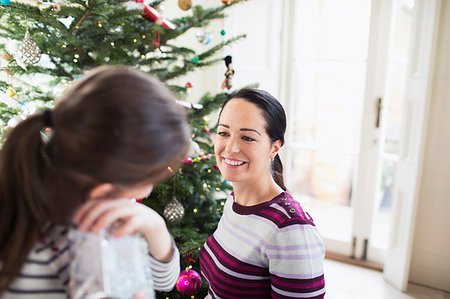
[240,128,261,136]
[218,124,261,136]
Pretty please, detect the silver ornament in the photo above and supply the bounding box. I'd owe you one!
[15,30,41,69]
[163,197,185,225]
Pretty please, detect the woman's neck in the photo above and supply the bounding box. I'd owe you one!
[232,177,284,206]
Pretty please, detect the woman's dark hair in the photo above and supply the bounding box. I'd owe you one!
[219,88,287,190]
[0,66,190,292]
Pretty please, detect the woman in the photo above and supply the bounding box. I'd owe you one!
[0,66,190,297]
[200,89,325,298]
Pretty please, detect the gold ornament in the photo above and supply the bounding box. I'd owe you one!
[163,197,185,225]
[6,87,16,97]
[178,0,192,10]
[15,30,41,69]
[221,0,239,4]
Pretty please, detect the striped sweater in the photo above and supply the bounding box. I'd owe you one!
[2,224,179,298]
[200,191,325,298]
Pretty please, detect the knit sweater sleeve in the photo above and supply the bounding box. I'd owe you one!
[148,238,180,292]
[265,221,326,298]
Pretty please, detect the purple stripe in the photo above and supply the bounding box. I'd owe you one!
[266,242,324,251]
[272,274,325,291]
[207,235,267,275]
[201,250,271,296]
[267,251,325,260]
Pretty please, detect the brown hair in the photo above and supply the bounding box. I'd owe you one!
[0,66,190,292]
[219,88,287,190]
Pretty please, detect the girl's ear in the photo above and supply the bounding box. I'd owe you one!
[89,183,116,200]
[270,140,282,159]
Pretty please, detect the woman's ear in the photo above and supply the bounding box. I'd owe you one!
[270,140,282,159]
[89,183,116,200]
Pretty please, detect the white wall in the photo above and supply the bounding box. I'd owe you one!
[409,0,450,292]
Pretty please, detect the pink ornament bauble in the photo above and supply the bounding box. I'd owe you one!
[176,269,202,296]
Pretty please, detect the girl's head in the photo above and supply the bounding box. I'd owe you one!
[215,88,286,190]
[0,66,190,290]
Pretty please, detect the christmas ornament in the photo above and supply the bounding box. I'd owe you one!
[189,139,201,157]
[221,55,234,90]
[185,82,193,94]
[6,87,16,97]
[178,0,192,11]
[221,0,239,4]
[196,31,212,45]
[176,99,203,109]
[192,55,199,64]
[15,30,41,69]
[176,268,202,296]
[0,0,10,5]
[126,0,176,29]
[163,197,185,225]
[220,29,226,36]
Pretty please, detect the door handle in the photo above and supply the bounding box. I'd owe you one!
[375,97,382,128]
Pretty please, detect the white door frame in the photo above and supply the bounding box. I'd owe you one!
[383,0,441,291]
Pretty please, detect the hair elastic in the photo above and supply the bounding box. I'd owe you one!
[42,109,53,128]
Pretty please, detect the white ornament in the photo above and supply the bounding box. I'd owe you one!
[189,140,201,157]
[15,30,41,69]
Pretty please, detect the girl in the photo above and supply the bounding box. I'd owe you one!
[0,66,190,298]
[200,89,326,298]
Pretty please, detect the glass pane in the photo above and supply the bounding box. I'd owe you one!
[295,0,372,60]
[292,149,356,242]
[370,0,414,249]
[290,0,372,246]
[371,159,396,248]
[293,60,366,149]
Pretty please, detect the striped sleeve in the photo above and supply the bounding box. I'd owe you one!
[148,239,180,292]
[4,226,70,299]
[266,222,326,299]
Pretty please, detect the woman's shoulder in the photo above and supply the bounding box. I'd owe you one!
[269,191,317,226]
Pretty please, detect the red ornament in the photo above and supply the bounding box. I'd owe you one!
[176,268,202,296]
[185,82,193,88]
[128,0,176,29]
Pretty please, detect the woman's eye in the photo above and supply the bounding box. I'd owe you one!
[242,136,255,142]
[217,131,229,137]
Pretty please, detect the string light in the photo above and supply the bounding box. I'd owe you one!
[193,208,198,213]
[142,34,146,39]
[110,42,115,46]
[133,38,137,43]
[207,169,212,173]
[98,21,102,27]
[74,54,79,58]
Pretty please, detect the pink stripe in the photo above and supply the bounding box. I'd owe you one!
[207,237,267,275]
[201,254,271,296]
[272,275,325,290]
[260,209,286,223]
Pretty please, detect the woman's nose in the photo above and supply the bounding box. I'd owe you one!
[225,137,239,154]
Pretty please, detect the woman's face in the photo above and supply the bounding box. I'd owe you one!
[214,98,280,186]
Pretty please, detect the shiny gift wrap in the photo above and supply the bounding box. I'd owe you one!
[69,228,155,299]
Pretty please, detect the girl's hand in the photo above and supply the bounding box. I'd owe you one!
[73,198,174,263]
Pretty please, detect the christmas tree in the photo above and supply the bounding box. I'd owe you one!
[0,0,246,297]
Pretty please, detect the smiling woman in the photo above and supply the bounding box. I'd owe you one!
[200,89,326,299]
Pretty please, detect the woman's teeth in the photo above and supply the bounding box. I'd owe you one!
[224,158,245,166]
